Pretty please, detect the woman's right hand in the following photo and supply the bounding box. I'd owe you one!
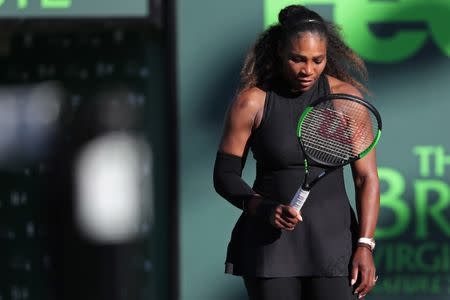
[270,205,303,231]
[246,196,302,230]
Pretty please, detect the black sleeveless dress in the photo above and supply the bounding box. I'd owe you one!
[225,74,359,277]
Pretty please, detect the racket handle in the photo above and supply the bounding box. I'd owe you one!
[290,187,310,212]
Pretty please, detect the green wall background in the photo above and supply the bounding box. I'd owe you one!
[178,1,262,299]
[178,1,450,299]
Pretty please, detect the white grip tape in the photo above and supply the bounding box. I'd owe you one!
[290,188,310,212]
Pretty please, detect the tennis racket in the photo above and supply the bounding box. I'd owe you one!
[290,93,382,212]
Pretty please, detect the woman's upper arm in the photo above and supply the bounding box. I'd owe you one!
[218,88,265,156]
[351,150,378,187]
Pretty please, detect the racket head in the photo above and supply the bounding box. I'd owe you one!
[297,93,382,167]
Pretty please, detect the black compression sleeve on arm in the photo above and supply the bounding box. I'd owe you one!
[213,151,255,209]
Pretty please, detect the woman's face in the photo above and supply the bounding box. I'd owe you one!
[279,32,327,92]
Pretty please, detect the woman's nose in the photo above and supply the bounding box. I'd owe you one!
[300,63,313,76]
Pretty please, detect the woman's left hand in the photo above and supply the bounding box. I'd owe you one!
[351,246,377,298]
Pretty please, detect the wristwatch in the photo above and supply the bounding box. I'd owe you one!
[358,237,376,251]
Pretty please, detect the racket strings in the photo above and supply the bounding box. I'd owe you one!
[304,134,353,163]
[305,108,374,154]
[304,139,352,162]
[334,102,377,152]
[308,144,348,164]
[303,115,358,152]
[302,110,358,161]
[301,99,379,165]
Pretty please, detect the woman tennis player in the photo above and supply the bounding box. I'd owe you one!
[214,4,379,300]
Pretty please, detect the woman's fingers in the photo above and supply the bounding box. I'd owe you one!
[354,268,369,298]
[284,206,303,221]
[271,205,302,230]
[351,246,377,298]
[354,265,376,298]
[274,217,295,230]
[358,267,377,298]
[351,264,359,286]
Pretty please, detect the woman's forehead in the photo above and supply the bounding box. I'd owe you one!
[287,32,327,52]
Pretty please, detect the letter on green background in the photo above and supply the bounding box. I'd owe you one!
[264,0,450,63]
[18,0,27,9]
[415,243,441,272]
[412,146,436,177]
[415,180,450,238]
[0,0,71,8]
[377,168,410,238]
[42,0,71,8]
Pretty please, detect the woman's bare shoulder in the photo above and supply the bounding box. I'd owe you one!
[234,86,267,111]
[326,75,363,98]
[219,87,266,154]
[225,86,267,130]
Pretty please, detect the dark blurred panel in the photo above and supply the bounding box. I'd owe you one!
[0,14,175,300]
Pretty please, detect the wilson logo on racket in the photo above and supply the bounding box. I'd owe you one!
[317,110,367,146]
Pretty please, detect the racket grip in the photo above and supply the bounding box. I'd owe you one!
[290,187,310,212]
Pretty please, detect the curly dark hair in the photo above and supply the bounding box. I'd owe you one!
[239,5,368,94]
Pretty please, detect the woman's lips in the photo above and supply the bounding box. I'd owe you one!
[298,78,315,88]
